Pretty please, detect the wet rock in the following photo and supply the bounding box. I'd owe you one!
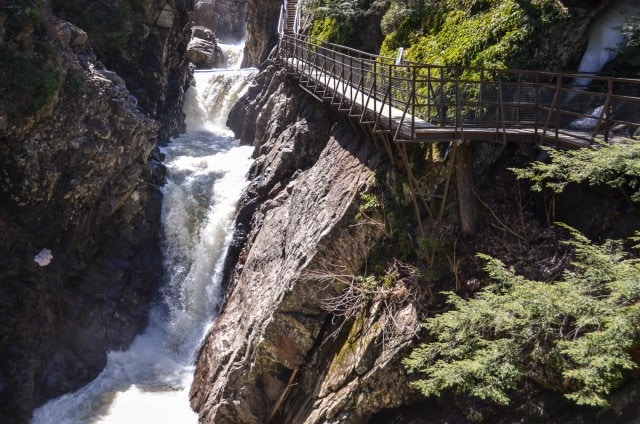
[186,27,224,69]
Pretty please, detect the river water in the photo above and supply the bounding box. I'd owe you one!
[32,44,255,424]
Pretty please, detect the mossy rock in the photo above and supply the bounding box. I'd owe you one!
[380,0,568,71]
[0,51,62,120]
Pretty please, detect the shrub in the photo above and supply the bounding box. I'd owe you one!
[404,225,640,407]
[511,140,640,203]
[3,0,46,36]
[615,15,640,72]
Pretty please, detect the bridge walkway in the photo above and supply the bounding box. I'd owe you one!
[276,33,640,149]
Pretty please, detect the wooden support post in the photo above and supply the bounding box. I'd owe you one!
[455,140,477,236]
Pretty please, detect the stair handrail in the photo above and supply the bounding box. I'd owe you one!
[278,0,288,36]
[294,0,301,34]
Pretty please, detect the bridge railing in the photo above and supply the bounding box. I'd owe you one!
[278,33,640,145]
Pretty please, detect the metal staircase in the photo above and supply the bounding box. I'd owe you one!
[278,0,300,35]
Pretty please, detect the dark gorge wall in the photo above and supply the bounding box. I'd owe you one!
[242,0,280,67]
[0,1,192,422]
[49,0,193,140]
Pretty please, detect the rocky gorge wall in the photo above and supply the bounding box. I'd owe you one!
[0,1,192,422]
[187,0,248,69]
[190,63,422,423]
[242,0,280,67]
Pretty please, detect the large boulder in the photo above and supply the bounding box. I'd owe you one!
[186,26,225,69]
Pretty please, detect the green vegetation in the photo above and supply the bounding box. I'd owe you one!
[307,0,383,47]
[511,141,640,202]
[379,0,568,70]
[617,15,640,68]
[405,141,640,407]
[404,226,640,407]
[0,51,61,118]
[3,0,46,36]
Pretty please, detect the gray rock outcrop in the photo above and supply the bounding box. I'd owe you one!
[187,26,224,68]
[242,0,280,67]
[214,0,248,42]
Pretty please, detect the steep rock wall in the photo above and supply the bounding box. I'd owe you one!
[0,1,192,421]
[50,0,193,140]
[242,0,280,67]
[213,0,248,42]
[190,63,421,422]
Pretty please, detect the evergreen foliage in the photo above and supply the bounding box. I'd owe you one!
[617,15,640,68]
[404,226,640,407]
[511,141,640,202]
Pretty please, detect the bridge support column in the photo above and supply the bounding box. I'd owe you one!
[455,140,477,235]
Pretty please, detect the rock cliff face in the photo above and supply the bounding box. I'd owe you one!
[190,63,421,422]
[48,0,193,141]
[242,0,280,67]
[213,0,248,42]
[0,1,191,422]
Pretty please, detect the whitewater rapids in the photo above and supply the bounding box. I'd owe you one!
[32,44,255,424]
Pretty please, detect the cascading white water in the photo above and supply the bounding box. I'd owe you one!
[31,43,256,424]
[569,0,639,93]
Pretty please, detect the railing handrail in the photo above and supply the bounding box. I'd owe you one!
[282,34,640,84]
[277,33,640,146]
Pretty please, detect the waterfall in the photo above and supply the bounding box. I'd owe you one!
[569,0,639,95]
[31,43,256,424]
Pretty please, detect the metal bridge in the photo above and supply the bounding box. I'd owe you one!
[275,27,640,148]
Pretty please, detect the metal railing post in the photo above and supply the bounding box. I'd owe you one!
[412,65,417,138]
[388,63,393,130]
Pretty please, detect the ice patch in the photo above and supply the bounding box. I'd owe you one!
[34,249,53,267]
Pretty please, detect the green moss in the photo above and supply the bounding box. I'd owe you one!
[0,52,61,119]
[380,0,568,70]
[307,0,377,47]
[330,313,366,373]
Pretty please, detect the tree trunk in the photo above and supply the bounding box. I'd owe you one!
[455,141,477,235]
